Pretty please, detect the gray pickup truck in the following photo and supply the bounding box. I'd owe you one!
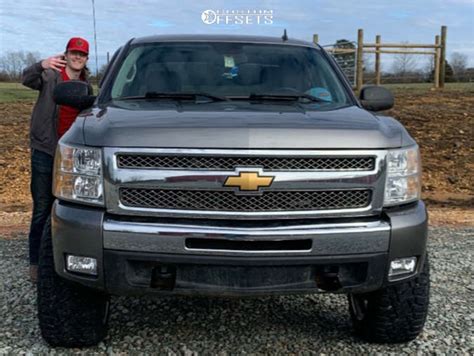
[38,34,429,347]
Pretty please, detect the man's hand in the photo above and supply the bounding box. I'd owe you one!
[41,54,67,72]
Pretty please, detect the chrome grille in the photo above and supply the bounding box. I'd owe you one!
[117,154,375,171]
[119,188,371,212]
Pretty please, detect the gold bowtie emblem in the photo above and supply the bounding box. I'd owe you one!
[224,172,274,191]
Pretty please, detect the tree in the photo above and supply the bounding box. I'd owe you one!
[423,55,435,82]
[427,60,454,83]
[0,50,41,81]
[98,63,108,79]
[25,51,41,67]
[0,52,24,81]
[0,71,10,82]
[89,64,108,84]
[450,52,468,80]
[392,52,418,79]
[363,53,374,74]
[444,60,455,82]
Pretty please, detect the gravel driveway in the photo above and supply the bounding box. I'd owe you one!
[0,227,472,354]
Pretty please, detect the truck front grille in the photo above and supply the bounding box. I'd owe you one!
[117,154,375,171]
[119,188,371,212]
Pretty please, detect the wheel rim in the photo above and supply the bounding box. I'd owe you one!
[349,294,368,321]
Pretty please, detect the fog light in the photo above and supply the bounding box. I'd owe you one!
[66,255,98,276]
[389,257,417,279]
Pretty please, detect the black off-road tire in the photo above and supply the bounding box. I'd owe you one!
[37,216,110,347]
[348,255,430,343]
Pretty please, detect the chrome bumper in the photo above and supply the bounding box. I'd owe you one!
[103,219,390,257]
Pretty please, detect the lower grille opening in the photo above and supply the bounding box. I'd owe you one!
[124,259,369,292]
[185,238,312,251]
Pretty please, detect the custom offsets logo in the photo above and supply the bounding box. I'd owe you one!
[201,9,274,25]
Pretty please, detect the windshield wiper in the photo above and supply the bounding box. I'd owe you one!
[246,92,325,103]
[118,92,228,102]
[227,92,325,103]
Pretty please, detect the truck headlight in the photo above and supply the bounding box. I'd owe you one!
[384,146,421,206]
[53,143,104,206]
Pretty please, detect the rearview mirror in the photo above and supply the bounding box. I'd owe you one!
[53,81,96,110]
[359,86,394,111]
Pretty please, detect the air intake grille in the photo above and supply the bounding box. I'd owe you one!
[117,155,375,171]
[119,188,371,212]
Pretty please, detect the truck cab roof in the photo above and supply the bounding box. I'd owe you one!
[130,34,319,49]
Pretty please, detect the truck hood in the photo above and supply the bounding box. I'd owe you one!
[80,101,411,149]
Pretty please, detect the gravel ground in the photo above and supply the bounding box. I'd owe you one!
[0,227,473,354]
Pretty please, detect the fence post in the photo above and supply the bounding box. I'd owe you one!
[434,35,440,89]
[313,34,319,45]
[375,35,381,86]
[439,26,447,88]
[356,29,364,92]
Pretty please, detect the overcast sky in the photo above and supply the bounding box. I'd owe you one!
[1,0,473,71]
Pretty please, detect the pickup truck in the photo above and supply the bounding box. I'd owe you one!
[38,34,429,347]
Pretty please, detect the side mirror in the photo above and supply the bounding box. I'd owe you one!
[359,86,394,111]
[53,81,96,110]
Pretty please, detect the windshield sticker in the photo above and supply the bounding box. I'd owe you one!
[224,56,235,68]
[306,87,333,102]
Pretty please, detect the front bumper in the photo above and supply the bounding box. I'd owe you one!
[51,200,428,296]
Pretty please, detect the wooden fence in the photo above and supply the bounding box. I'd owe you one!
[314,26,447,91]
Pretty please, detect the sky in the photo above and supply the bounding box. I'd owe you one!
[1,0,474,72]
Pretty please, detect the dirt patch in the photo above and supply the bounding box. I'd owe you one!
[386,88,474,224]
[428,207,474,227]
[387,88,474,207]
[0,89,473,238]
[0,101,33,213]
[0,211,31,239]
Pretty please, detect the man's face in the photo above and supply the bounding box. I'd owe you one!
[65,50,88,71]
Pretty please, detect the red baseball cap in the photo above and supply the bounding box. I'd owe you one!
[66,37,89,55]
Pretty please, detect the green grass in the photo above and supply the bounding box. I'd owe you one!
[0,82,100,103]
[383,82,474,93]
[0,82,38,102]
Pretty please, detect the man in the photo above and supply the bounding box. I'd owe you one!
[22,37,92,282]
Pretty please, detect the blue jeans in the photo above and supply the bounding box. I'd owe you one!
[28,148,55,265]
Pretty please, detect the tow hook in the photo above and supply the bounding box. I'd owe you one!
[150,265,176,290]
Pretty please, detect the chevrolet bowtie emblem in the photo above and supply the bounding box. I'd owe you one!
[224,172,274,191]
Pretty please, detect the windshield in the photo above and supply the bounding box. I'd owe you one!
[110,42,352,108]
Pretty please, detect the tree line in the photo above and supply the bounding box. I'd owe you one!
[0,51,42,81]
[0,51,107,82]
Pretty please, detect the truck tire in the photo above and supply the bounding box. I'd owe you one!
[37,216,110,347]
[348,255,430,343]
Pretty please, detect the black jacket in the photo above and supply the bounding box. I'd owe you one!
[22,61,92,156]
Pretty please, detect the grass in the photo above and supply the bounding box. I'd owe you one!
[383,82,474,93]
[0,82,38,102]
[0,81,473,103]
[0,82,100,103]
